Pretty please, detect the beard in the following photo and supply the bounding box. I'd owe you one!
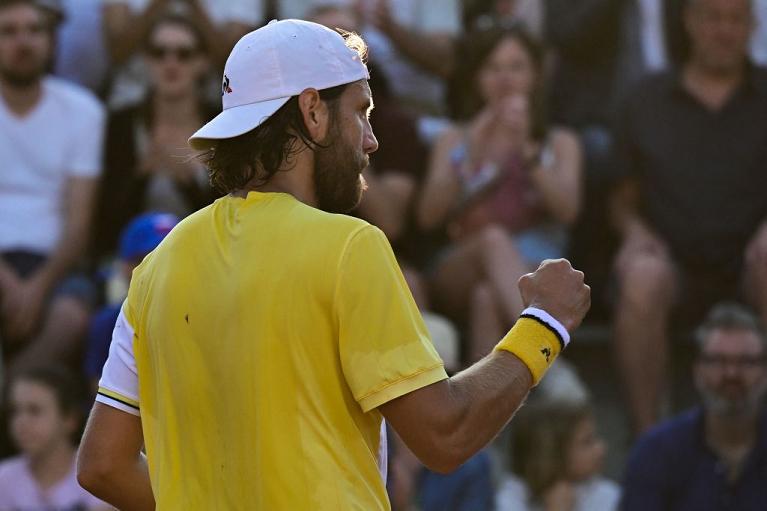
[0,51,47,88]
[700,381,767,418]
[313,124,369,214]
[0,66,44,88]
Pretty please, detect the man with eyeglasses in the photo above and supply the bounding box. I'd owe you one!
[622,302,767,511]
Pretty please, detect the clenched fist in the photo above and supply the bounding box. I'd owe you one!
[518,259,591,332]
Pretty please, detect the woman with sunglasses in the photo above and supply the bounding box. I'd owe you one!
[91,14,218,263]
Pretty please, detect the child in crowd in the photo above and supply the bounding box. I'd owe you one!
[496,400,620,511]
[0,365,110,510]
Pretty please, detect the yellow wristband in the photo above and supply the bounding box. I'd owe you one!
[494,317,564,385]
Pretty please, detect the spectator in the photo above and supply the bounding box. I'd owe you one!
[496,400,620,511]
[102,0,263,108]
[622,303,767,511]
[417,26,581,362]
[0,365,109,510]
[610,0,767,434]
[546,0,688,140]
[85,213,178,394]
[91,14,217,262]
[0,0,104,374]
[544,0,688,319]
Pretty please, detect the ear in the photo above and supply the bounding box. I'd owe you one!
[298,88,330,142]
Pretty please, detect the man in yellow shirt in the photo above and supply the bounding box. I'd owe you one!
[77,19,590,510]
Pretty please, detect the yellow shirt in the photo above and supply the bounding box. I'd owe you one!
[96,192,447,510]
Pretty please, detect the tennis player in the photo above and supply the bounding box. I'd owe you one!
[77,19,590,510]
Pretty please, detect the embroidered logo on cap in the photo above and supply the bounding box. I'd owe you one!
[222,75,233,96]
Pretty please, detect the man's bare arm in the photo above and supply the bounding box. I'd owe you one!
[78,403,155,511]
[380,259,590,473]
[380,350,533,472]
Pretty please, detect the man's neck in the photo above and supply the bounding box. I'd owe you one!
[682,59,745,111]
[28,441,75,491]
[0,78,43,117]
[235,150,318,208]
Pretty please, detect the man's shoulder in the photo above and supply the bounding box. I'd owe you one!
[43,76,105,118]
[635,408,702,453]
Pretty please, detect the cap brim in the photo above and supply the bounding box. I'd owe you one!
[188,96,292,151]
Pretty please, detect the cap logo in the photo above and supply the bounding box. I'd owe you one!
[222,75,233,96]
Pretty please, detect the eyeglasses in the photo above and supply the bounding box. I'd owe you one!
[698,354,767,369]
[147,45,199,62]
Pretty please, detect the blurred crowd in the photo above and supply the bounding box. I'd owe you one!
[1,0,767,510]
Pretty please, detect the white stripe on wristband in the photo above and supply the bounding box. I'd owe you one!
[520,307,571,348]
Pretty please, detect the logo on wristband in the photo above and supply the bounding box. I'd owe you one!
[541,347,552,362]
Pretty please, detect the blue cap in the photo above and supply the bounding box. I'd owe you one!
[119,213,179,262]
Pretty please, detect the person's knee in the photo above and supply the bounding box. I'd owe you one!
[617,253,676,312]
[476,224,521,263]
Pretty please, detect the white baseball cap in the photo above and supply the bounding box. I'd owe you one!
[189,19,369,151]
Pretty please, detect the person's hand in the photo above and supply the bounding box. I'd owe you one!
[518,258,590,332]
[542,480,576,511]
[3,274,49,342]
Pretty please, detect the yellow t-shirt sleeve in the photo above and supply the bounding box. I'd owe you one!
[336,225,448,413]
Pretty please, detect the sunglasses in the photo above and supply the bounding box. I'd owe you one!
[147,45,199,62]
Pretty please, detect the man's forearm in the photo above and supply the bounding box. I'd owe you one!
[443,351,533,461]
[381,350,534,473]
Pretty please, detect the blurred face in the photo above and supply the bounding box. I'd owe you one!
[685,0,753,74]
[476,36,537,107]
[565,415,606,481]
[695,328,767,417]
[9,380,75,458]
[313,80,378,213]
[145,22,208,99]
[0,3,50,87]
